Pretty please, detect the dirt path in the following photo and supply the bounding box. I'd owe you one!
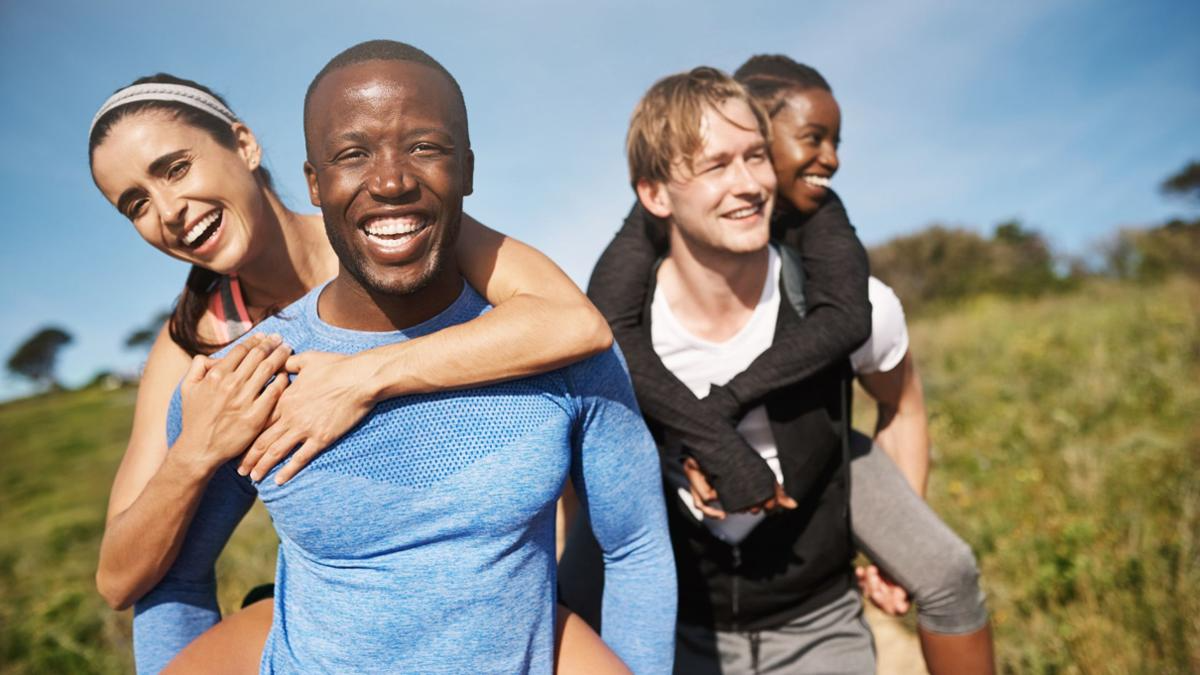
[865,602,928,674]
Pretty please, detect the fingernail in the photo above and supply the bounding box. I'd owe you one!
[237,466,248,476]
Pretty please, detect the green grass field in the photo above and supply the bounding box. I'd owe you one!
[1,277,1196,673]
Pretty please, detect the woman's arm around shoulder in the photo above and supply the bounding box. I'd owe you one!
[97,324,288,608]
[240,214,613,483]
[585,202,783,513]
[719,192,872,411]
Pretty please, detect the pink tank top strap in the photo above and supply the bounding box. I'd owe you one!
[207,276,255,343]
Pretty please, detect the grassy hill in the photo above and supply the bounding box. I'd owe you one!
[0,390,274,673]
[1,277,1196,673]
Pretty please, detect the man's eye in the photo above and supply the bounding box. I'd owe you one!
[412,143,445,156]
[747,151,768,163]
[703,163,724,174]
[334,149,367,162]
[167,161,190,180]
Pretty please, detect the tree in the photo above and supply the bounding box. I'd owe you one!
[1161,160,1200,202]
[6,327,73,389]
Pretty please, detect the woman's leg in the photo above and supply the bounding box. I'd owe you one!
[849,431,995,674]
[556,604,632,674]
[162,598,272,674]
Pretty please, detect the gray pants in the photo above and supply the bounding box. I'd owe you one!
[674,588,875,675]
[847,432,988,635]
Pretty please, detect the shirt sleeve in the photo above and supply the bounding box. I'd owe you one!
[566,346,677,674]
[850,277,910,374]
[586,202,779,512]
[132,387,256,675]
[719,192,872,408]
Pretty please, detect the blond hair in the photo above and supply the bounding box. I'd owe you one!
[626,66,770,189]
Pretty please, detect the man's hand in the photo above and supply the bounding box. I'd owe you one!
[856,564,911,616]
[238,351,377,484]
[681,457,797,519]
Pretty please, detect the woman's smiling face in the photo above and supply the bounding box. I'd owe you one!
[90,111,267,275]
[768,88,841,216]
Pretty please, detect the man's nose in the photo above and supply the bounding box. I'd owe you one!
[368,154,418,200]
[730,157,767,198]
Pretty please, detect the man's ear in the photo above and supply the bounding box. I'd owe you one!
[461,149,475,197]
[232,123,262,172]
[636,178,672,220]
[303,161,321,207]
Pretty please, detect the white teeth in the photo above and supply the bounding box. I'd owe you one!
[803,175,831,188]
[363,217,427,236]
[727,205,761,219]
[183,210,221,245]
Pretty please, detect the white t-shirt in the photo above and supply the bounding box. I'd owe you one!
[851,277,909,375]
[652,247,907,544]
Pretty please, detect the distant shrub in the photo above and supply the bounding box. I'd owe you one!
[1103,218,1200,282]
[868,221,1077,315]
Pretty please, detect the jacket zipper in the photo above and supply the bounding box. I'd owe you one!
[731,545,742,632]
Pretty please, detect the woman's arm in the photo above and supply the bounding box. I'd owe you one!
[716,193,872,411]
[586,203,779,513]
[670,194,872,510]
[96,328,288,609]
[858,353,929,497]
[240,214,614,483]
[585,197,870,513]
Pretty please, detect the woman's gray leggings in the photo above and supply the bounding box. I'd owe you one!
[849,431,988,634]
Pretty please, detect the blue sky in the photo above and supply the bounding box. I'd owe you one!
[1,0,1197,399]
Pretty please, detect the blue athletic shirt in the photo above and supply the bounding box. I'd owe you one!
[134,280,676,674]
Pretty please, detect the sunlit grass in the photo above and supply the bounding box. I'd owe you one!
[0,388,274,674]
[905,277,1199,673]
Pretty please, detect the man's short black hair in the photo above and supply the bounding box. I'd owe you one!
[303,40,470,153]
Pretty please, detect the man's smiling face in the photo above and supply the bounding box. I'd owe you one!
[304,58,473,297]
[641,97,775,257]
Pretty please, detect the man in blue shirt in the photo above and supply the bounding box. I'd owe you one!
[134,40,676,674]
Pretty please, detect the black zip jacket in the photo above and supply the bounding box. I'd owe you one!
[563,242,856,631]
[656,247,855,630]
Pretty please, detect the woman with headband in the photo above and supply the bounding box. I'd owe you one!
[567,56,994,673]
[89,74,627,673]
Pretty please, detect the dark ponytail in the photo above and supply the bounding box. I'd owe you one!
[170,266,223,355]
[90,73,274,356]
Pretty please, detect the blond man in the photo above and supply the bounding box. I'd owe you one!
[562,67,874,674]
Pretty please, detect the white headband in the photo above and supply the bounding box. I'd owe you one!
[89,83,239,138]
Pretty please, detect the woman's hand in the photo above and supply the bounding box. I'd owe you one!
[239,350,378,484]
[175,333,291,476]
[682,457,728,520]
[856,564,911,616]
[680,456,796,520]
